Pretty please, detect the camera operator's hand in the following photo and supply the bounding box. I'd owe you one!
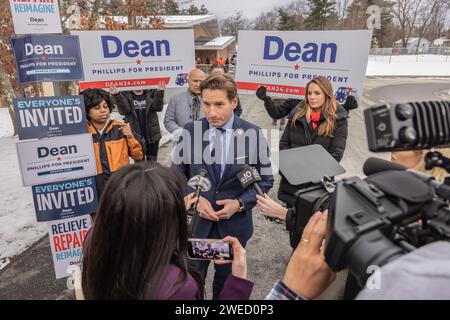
[184,192,198,211]
[215,236,247,280]
[343,95,358,112]
[256,193,288,220]
[282,210,336,300]
[196,196,219,221]
[256,86,270,101]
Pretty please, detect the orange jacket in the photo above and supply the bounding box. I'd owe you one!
[87,120,143,175]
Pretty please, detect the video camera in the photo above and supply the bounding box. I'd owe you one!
[279,101,450,287]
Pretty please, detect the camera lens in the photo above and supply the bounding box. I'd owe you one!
[396,104,415,121]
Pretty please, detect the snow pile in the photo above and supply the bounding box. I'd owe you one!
[366,55,450,76]
[0,136,47,271]
[0,108,14,138]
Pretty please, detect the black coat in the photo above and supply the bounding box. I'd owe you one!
[111,90,164,144]
[279,103,348,162]
[264,98,302,119]
[278,103,348,201]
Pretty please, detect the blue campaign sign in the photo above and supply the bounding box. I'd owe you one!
[14,95,87,140]
[32,177,98,222]
[10,34,84,84]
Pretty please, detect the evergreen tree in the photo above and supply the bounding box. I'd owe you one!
[277,8,296,30]
[305,0,336,30]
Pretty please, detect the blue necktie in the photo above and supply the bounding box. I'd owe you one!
[211,128,225,184]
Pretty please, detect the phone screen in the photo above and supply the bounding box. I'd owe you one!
[187,238,233,261]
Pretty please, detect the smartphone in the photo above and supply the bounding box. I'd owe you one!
[187,238,234,261]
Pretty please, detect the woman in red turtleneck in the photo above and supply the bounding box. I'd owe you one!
[277,76,349,248]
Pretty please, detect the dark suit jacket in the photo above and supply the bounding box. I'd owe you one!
[174,116,274,245]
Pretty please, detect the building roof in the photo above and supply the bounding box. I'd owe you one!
[394,37,430,44]
[195,36,235,50]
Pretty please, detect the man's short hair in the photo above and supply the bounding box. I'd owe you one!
[79,88,113,115]
[200,74,237,101]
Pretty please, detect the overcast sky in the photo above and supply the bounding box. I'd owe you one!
[186,0,293,19]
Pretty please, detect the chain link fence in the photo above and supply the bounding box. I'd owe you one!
[369,47,450,62]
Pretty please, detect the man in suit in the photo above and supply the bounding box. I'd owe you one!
[172,74,274,299]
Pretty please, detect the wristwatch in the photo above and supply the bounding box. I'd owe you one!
[237,199,245,213]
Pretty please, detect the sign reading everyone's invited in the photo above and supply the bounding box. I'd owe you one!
[235,30,372,102]
[32,177,98,222]
[72,30,195,91]
[14,95,87,140]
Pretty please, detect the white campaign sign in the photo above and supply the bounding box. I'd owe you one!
[16,133,97,186]
[72,29,196,91]
[47,214,92,279]
[9,0,63,34]
[235,30,373,101]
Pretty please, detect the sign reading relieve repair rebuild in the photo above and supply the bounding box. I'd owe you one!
[72,29,195,91]
[11,35,84,84]
[235,30,372,101]
[32,177,98,222]
[48,214,92,279]
[16,133,97,186]
[14,95,87,140]
[9,0,63,34]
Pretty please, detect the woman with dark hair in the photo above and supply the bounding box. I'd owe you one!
[81,162,252,300]
[278,76,349,249]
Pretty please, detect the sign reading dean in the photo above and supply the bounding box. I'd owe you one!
[16,133,97,186]
[11,34,84,84]
[73,30,195,91]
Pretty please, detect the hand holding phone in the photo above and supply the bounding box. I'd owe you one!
[188,238,233,261]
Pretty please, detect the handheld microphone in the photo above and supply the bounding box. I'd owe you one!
[237,165,280,222]
[237,165,263,196]
[187,169,212,212]
[187,169,211,229]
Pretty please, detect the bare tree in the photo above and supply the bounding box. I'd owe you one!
[253,10,278,30]
[220,11,252,42]
[391,0,422,47]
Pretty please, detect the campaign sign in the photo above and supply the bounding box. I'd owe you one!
[72,29,195,91]
[235,30,372,101]
[32,177,98,222]
[16,133,97,186]
[48,214,92,279]
[10,35,84,84]
[9,0,63,34]
[14,95,87,140]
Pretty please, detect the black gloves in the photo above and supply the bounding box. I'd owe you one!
[256,86,271,102]
[343,95,358,112]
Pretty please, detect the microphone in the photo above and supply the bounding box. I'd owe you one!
[363,157,406,176]
[237,165,280,222]
[187,169,211,227]
[237,165,263,196]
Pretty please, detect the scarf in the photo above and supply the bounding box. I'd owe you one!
[309,111,322,130]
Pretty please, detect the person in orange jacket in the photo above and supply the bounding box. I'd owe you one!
[80,88,144,199]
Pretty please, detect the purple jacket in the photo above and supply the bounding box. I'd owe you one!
[158,264,253,300]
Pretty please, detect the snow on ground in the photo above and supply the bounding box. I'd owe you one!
[366,55,450,76]
[0,136,47,271]
[0,108,14,139]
